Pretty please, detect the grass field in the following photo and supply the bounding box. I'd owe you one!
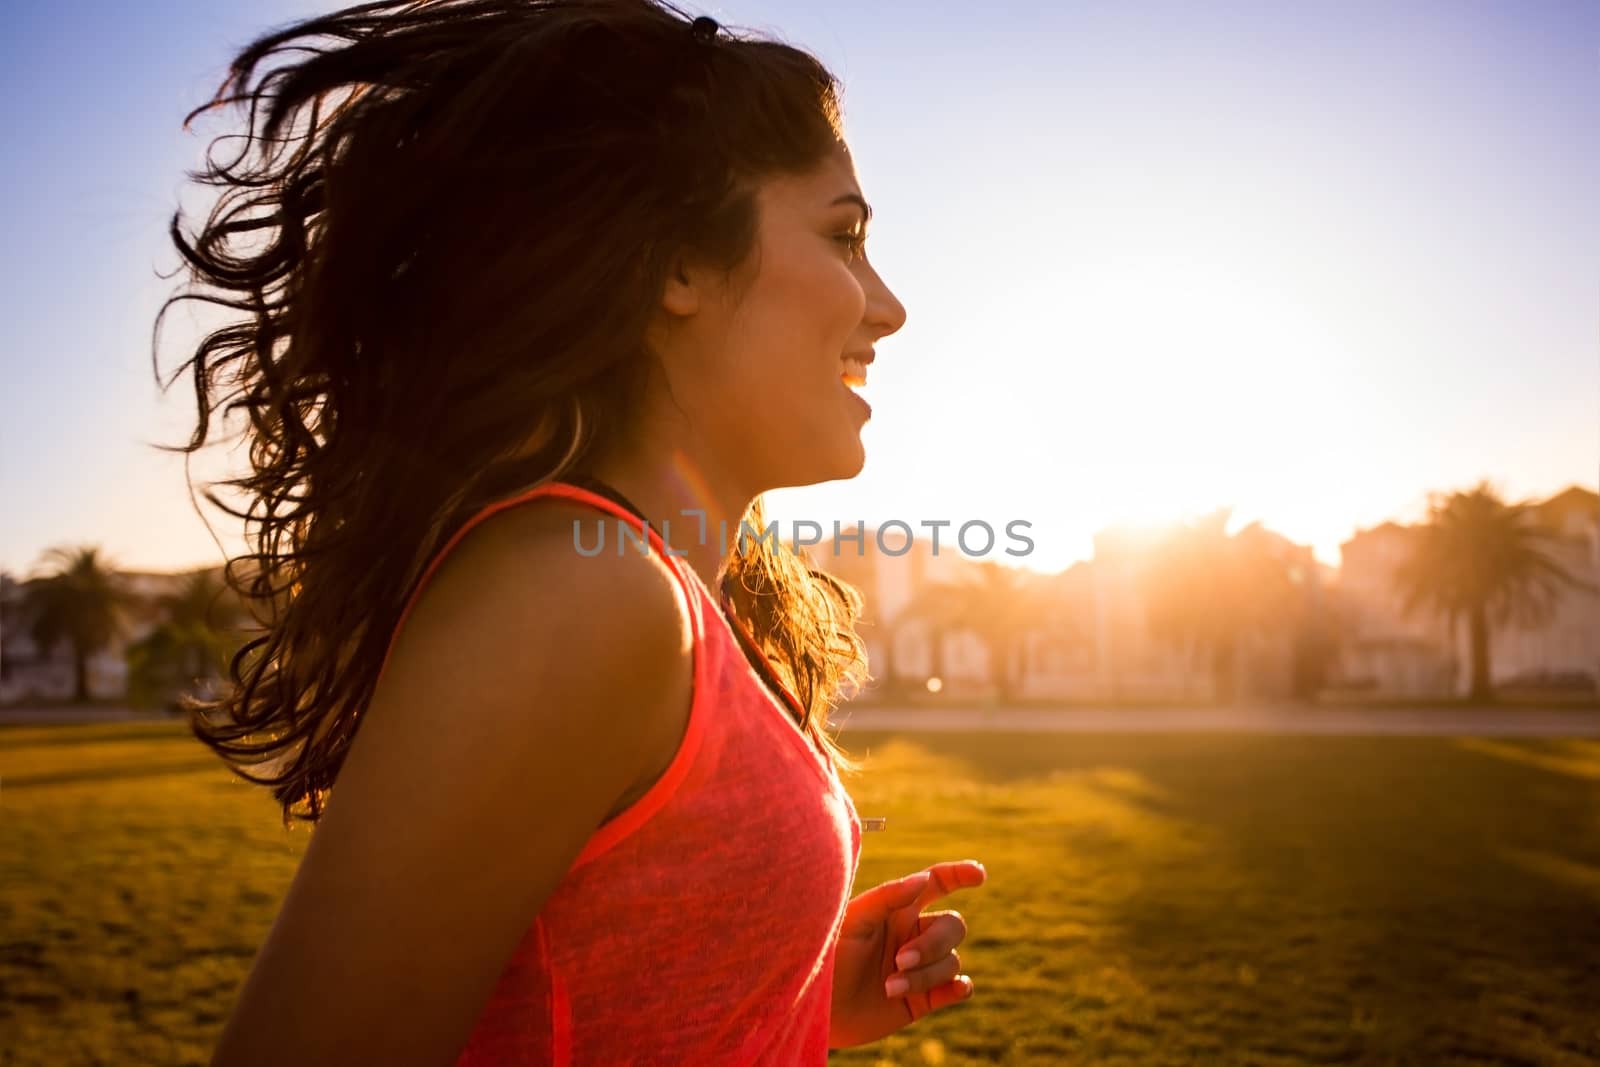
[3,722,1598,1066]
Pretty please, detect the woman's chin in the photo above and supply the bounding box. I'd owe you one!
[821,434,867,482]
[841,437,867,478]
[775,434,865,488]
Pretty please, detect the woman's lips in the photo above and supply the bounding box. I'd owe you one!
[841,374,871,416]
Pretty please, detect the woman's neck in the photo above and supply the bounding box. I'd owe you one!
[575,443,756,594]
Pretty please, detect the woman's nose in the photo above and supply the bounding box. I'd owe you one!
[865,266,907,338]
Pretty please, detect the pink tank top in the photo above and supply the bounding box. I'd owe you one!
[376,480,864,1064]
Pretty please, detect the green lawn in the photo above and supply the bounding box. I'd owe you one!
[3,722,1598,1066]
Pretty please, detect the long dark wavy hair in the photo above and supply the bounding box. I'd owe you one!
[153,0,870,827]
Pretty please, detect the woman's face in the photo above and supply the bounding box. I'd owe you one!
[656,141,907,492]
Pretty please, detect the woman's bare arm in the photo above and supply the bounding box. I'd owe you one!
[209,506,695,1066]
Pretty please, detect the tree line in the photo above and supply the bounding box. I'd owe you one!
[863,482,1593,704]
[2,481,1591,708]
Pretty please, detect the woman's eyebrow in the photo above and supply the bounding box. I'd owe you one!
[831,192,872,225]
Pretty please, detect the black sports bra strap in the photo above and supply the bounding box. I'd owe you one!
[565,474,650,526]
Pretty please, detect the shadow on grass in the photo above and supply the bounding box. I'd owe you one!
[3,760,224,791]
[0,721,195,750]
[838,731,1600,1065]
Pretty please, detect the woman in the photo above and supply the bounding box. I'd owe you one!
[158,0,987,1062]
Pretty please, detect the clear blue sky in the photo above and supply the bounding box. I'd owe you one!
[3,0,1596,577]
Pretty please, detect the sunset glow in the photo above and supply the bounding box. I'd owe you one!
[2,0,1594,578]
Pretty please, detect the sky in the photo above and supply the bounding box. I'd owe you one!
[2,0,1596,579]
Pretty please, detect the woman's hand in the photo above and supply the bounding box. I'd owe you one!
[827,860,988,1050]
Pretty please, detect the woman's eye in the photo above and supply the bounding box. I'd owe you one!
[835,231,868,259]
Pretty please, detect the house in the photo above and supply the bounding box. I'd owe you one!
[1081,524,1214,703]
[1490,487,1600,693]
[813,526,1000,701]
[1331,487,1600,697]
[1332,523,1459,696]
[813,517,1322,705]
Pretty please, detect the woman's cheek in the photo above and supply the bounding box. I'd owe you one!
[835,269,868,338]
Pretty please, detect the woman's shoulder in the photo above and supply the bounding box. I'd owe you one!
[417,490,690,671]
[448,491,691,633]
[214,494,699,1067]
[374,490,696,792]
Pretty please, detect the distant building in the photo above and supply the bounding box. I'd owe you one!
[1083,525,1213,703]
[815,526,1000,701]
[813,518,1322,705]
[1332,523,1459,696]
[1331,486,1600,697]
[1490,487,1600,693]
[1015,562,1100,701]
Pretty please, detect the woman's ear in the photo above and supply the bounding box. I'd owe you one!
[659,255,702,318]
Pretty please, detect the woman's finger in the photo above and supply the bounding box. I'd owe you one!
[893,910,968,971]
[913,860,987,910]
[923,975,976,1014]
[885,948,960,998]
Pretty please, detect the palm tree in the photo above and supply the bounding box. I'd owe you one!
[1395,483,1591,702]
[19,545,136,702]
[1141,509,1299,704]
[1290,580,1345,701]
[125,569,247,709]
